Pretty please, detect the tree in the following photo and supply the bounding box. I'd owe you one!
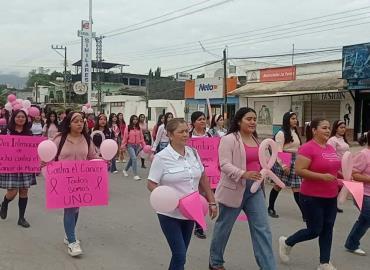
[0,86,6,106]
[154,67,161,79]
[26,69,51,87]
[148,69,154,79]
[50,71,64,81]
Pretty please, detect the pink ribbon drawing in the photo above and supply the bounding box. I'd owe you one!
[250,139,286,193]
[338,151,364,210]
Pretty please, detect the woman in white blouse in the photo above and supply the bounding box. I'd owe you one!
[147,118,217,270]
[268,112,305,220]
[152,112,173,153]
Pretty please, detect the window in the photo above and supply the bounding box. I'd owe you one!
[129,78,140,86]
[111,102,125,107]
[121,77,128,85]
[140,79,146,86]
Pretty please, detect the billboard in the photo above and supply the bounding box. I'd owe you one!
[260,66,296,82]
[194,78,224,99]
[342,43,370,80]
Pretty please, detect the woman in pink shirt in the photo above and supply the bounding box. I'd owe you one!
[279,118,341,270]
[328,120,350,213]
[344,132,370,256]
[121,115,146,180]
[52,112,97,257]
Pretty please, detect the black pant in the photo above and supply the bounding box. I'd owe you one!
[286,194,337,264]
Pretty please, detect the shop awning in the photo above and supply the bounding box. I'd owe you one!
[230,76,347,97]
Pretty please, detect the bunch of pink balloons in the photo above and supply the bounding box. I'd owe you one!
[4,94,36,116]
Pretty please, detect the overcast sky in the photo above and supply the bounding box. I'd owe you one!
[1,0,370,77]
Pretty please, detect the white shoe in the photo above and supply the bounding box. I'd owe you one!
[64,236,80,245]
[317,262,337,270]
[278,236,291,263]
[112,170,118,174]
[67,241,83,257]
[122,170,128,177]
[133,175,141,181]
[346,248,366,256]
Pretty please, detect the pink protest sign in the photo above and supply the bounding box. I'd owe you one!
[278,152,292,168]
[0,135,46,173]
[45,160,109,209]
[187,137,221,189]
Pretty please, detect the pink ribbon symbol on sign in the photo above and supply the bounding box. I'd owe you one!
[338,151,364,210]
[250,139,286,193]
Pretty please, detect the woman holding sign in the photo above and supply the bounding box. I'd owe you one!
[52,112,97,257]
[147,118,217,270]
[344,132,370,256]
[279,119,341,270]
[209,107,276,270]
[189,111,212,239]
[268,112,304,220]
[0,110,35,228]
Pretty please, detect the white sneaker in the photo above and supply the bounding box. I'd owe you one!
[317,262,337,270]
[112,170,118,174]
[67,241,83,257]
[122,170,128,177]
[133,175,141,181]
[64,236,80,245]
[278,236,291,263]
[346,248,366,256]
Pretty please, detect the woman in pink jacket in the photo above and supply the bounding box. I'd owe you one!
[209,107,276,270]
[121,115,146,181]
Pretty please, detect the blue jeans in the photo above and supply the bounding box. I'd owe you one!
[109,158,117,172]
[64,207,79,243]
[125,144,140,175]
[286,194,337,264]
[158,214,195,270]
[209,181,276,270]
[345,195,370,250]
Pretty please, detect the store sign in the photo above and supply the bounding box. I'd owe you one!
[176,72,192,82]
[194,78,224,99]
[293,92,347,102]
[342,43,370,80]
[260,66,296,82]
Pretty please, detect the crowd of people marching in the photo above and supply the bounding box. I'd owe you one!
[0,103,369,270]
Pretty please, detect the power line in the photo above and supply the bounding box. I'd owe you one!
[102,0,213,35]
[106,6,370,57]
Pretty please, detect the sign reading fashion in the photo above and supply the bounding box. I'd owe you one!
[194,78,224,99]
[45,160,109,209]
[260,66,296,82]
[187,137,221,189]
[0,135,45,173]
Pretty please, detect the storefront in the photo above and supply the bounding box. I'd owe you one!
[184,77,238,122]
[232,75,354,139]
[342,43,370,139]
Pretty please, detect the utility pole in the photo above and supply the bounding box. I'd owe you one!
[88,0,93,104]
[145,75,150,119]
[223,48,228,119]
[291,43,295,66]
[95,36,104,112]
[51,45,67,107]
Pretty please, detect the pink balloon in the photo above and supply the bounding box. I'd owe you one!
[7,94,16,103]
[4,102,12,111]
[258,139,278,169]
[200,195,208,216]
[11,100,18,106]
[341,151,353,181]
[28,107,40,117]
[150,186,179,213]
[0,118,6,125]
[143,145,152,154]
[85,103,91,108]
[100,139,118,160]
[13,103,23,111]
[37,140,58,162]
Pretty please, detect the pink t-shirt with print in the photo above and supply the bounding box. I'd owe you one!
[352,148,370,196]
[298,140,341,198]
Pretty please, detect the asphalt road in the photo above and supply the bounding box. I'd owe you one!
[0,159,369,270]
